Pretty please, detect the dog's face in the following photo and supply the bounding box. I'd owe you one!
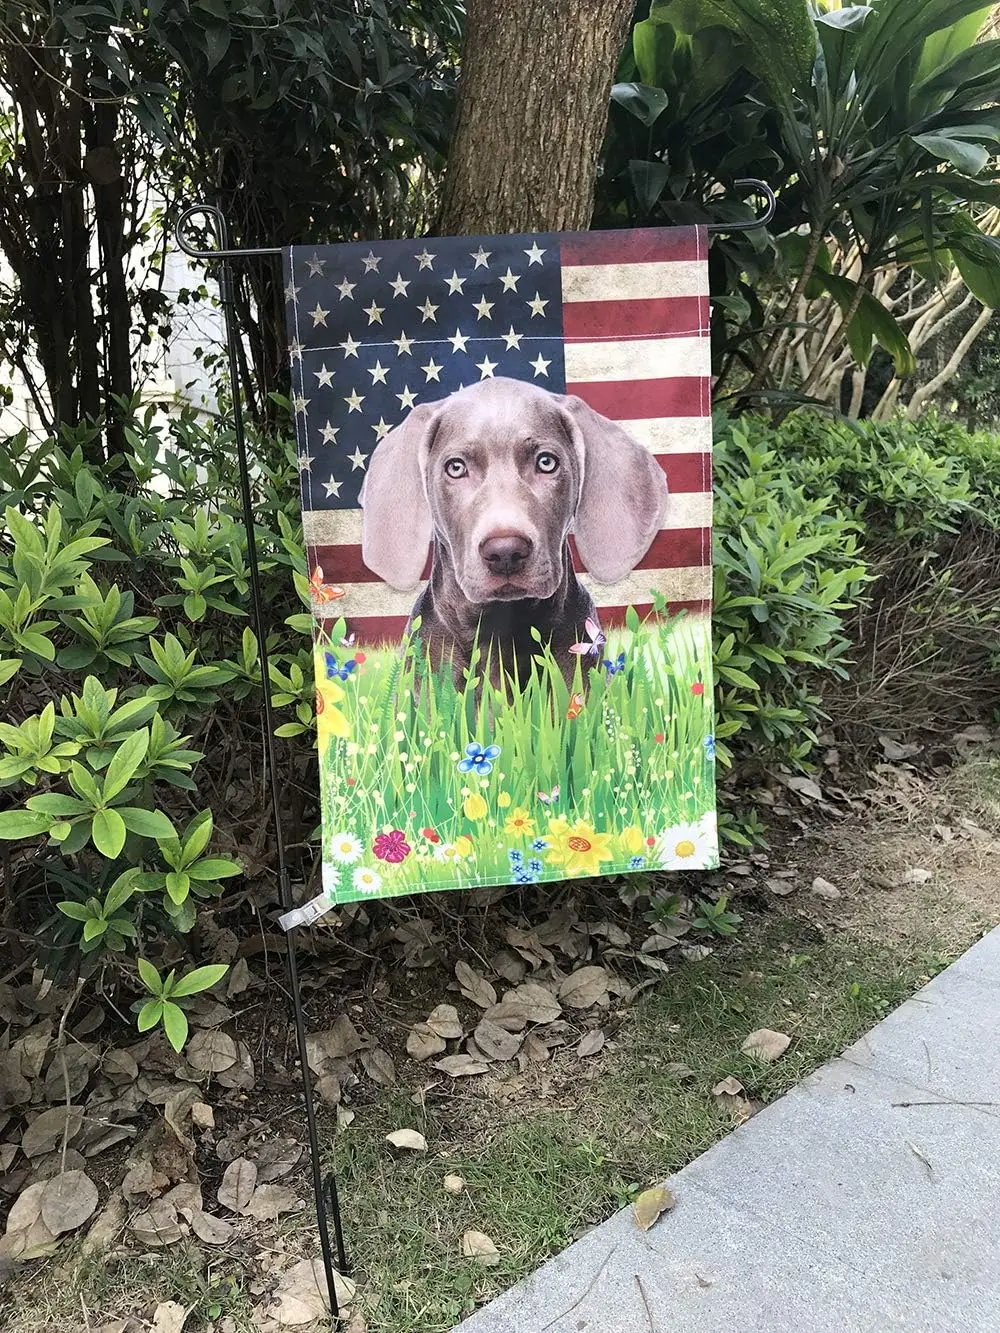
[359,378,668,597]
[424,386,581,602]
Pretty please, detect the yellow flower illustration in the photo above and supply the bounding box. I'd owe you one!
[463,792,488,821]
[315,676,350,742]
[546,817,614,878]
[497,792,512,809]
[455,835,474,856]
[504,807,536,838]
[619,825,645,857]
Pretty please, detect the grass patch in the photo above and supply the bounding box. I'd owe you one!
[333,918,950,1332]
[312,608,717,904]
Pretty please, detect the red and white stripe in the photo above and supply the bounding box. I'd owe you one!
[306,226,712,641]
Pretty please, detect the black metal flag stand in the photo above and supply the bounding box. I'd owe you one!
[174,205,350,1322]
[171,180,776,1322]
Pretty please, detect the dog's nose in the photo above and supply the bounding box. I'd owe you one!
[480,532,533,577]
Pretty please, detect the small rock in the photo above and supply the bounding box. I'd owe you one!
[900,868,932,886]
[810,877,841,901]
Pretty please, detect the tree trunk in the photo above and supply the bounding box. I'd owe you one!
[440,0,634,235]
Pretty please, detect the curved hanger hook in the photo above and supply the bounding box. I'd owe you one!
[173,203,282,260]
[707,177,777,235]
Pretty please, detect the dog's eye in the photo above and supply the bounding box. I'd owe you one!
[444,458,467,479]
[535,452,559,474]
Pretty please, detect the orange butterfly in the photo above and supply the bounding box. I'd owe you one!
[309,565,346,604]
[565,692,585,720]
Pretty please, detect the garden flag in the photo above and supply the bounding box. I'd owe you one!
[282,226,719,913]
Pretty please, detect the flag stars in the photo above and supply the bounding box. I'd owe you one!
[476,355,498,379]
[422,357,443,382]
[363,300,385,325]
[499,268,520,291]
[313,364,335,387]
[362,251,381,273]
[445,271,466,295]
[470,246,491,268]
[298,451,314,471]
[319,421,339,445]
[293,394,310,414]
[502,326,523,350]
[345,389,365,412]
[448,328,469,353]
[335,277,356,300]
[306,254,326,277]
[322,477,342,499]
[393,332,414,356]
[389,273,410,297]
[309,303,329,327]
[530,353,551,377]
[372,418,392,441]
[348,447,368,470]
[414,248,435,270]
[396,386,418,410]
[473,295,494,320]
[527,292,549,317]
[368,360,389,385]
[419,297,439,323]
[340,334,360,358]
[524,242,545,265]
[283,279,300,303]
[287,339,304,362]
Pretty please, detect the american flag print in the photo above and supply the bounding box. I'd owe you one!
[284,226,718,906]
[285,227,712,639]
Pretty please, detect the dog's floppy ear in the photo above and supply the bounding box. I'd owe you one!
[562,395,668,584]
[358,402,436,590]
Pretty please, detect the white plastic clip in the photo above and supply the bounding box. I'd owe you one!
[278,891,336,932]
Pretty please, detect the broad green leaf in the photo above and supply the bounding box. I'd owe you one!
[188,857,242,880]
[137,956,163,994]
[811,271,916,376]
[610,82,670,127]
[103,870,139,917]
[83,916,108,941]
[57,901,93,922]
[912,132,990,175]
[165,871,191,905]
[102,727,150,801]
[91,808,127,858]
[180,810,213,866]
[0,809,51,839]
[136,998,163,1032]
[915,4,994,82]
[948,212,1000,306]
[25,793,88,816]
[161,1001,189,1052]
[169,963,230,998]
[118,807,176,840]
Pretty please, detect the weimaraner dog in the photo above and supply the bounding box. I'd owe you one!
[358,377,668,687]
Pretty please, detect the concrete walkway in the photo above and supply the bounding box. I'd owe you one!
[459,927,1000,1333]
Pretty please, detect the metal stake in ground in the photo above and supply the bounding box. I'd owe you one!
[174,204,350,1321]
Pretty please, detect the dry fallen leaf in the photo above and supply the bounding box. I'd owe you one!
[505,983,561,1024]
[256,1141,302,1182]
[576,1030,606,1058]
[217,1157,257,1213]
[40,1170,99,1236]
[386,1129,427,1153]
[443,1174,465,1195]
[20,1106,83,1158]
[433,1054,489,1078]
[130,1198,183,1247]
[5,1182,46,1234]
[272,1257,355,1325]
[712,1076,744,1097]
[188,1208,234,1245]
[455,961,497,1010]
[241,1184,301,1222]
[406,1023,447,1062]
[741,1029,791,1063]
[360,1048,396,1086]
[633,1185,676,1231]
[305,1017,363,1073]
[316,1074,342,1106]
[764,877,796,897]
[425,1004,464,1040]
[150,1300,189,1333]
[185,1030,238,1074]
[461,1230,500,1266]
[557,966,610,1010]
[473,1018,523,1063]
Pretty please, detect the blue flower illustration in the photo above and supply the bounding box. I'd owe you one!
[508,848,524,866]
[458,741,501,775]
[531,838,549,852]
[512,866,534,884]
[528,858,544,874]
[704,734,716,761]
[629,855,645,869]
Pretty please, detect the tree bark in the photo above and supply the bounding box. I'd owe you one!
[440,0,634,235]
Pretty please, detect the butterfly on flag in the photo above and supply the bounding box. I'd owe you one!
[569,618,606,659]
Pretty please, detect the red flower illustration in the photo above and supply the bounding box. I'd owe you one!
[691,681,705,696]
[422,827,441,844]
[654,732,664,743]
[373,829,410,863]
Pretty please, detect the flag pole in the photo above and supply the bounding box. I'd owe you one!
[173,204,350,1321]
